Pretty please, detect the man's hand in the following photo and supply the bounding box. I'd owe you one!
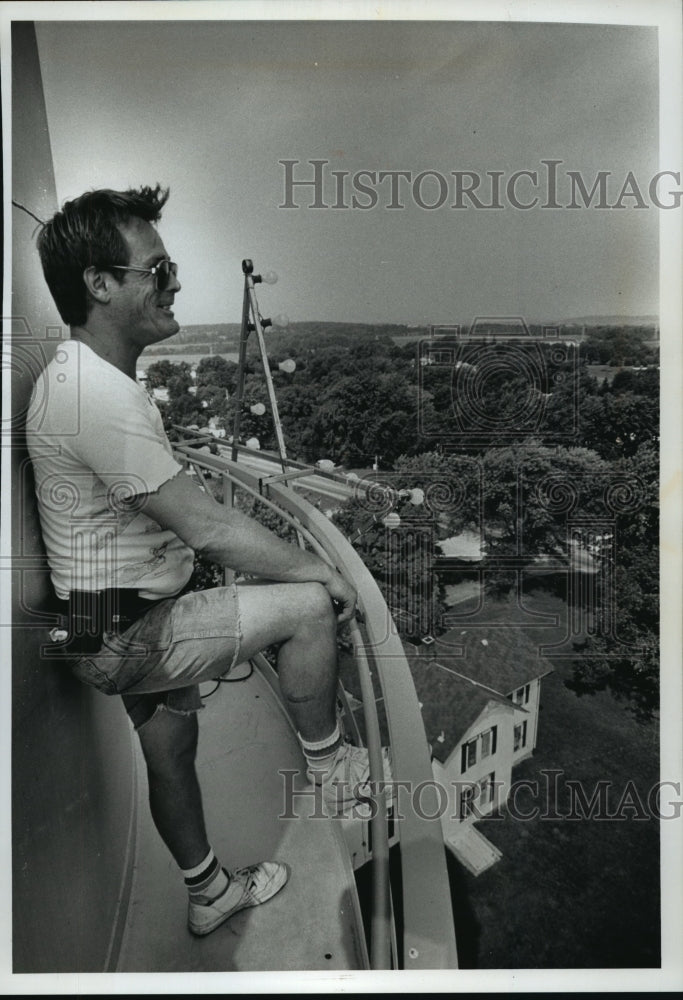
[323,571,357,625]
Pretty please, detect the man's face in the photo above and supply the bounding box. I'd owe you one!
[108,217,181,345]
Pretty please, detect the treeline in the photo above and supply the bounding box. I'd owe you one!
[147,324,660,719]
[149,335,423,465]
[163,323,240,343]
[146,325,659,468]
[579,326,657,365]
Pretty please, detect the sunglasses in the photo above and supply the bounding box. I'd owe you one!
[106,259,178,291]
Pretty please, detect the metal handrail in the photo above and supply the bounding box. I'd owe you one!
[348,618,391,969]
[177,444,393,967]
[173,442,458,969]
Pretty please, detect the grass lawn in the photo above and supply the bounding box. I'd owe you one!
[451,586,660,969]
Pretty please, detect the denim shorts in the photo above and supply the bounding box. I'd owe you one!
[70,584,242,730]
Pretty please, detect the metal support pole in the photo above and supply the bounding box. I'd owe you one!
[231,259,288,474]
[231,278,252,464]
[245,283,288,472]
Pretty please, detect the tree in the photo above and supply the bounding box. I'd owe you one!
[196,383,230,416]
[164,390,204,436]
[566,442,659,719]
[544,364,659,460]
[468,441,611,560]
[601,391,659,457]
[311,369,419,466]
[579,326,653,367]
[167,370,193,398]
[472,439,659,720]
[146,359,191,388]
[195,355,238,392]
[219,371,274,448]
[333,490,445,642]
[272,383,319,461]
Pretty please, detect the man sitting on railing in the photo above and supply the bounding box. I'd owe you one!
[27,184,391,938]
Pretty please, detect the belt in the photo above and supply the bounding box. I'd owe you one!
[51,588,161,655]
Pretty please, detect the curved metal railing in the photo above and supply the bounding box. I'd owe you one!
[172,438,458,970]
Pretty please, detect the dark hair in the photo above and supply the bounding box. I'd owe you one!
[37,184,170,326]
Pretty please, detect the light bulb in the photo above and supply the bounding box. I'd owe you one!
[409,487,425,506]
[382,512,401,529]
[272,313,290,329]
[245,436,261,450]
[250,402,266,416]
[278,358,296,374]
[261,270,278,285]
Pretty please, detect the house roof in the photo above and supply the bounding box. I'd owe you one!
[405,656,496,762]
[337,622,553,765]
[336,644,497,761]
[404,625,554,762]
[430,625,554,694]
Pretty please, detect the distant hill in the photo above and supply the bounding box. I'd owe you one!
[166,323,241,345]
[170,320,423,344]
[163,317,659,351]
[562,315,659,326]
[144,320,430,359]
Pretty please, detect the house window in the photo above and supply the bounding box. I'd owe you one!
[480,771,496,805]
[461,737,477,774]
[460,726,498,773]
[460,783,476,819]
[480,725,498,758]
[514,720,528,752]
[459,771,496,820]
[511,683,530,705]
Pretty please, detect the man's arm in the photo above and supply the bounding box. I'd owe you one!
[139,471,357,622]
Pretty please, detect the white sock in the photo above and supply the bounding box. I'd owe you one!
[182,848,230,902]
[299,721,343,764]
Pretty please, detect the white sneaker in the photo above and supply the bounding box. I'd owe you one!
[188,861,289,937]
[307,742,394,814]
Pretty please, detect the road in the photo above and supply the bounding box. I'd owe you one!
[215,444,356,503]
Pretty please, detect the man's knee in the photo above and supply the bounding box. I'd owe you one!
[296,582,336,628]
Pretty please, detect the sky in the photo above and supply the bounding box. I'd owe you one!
[28,15,662,327]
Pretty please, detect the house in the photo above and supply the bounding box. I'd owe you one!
[437,526,503,608]
[404,626,553,875]
[437,529,483,562]
[207,416,227,438]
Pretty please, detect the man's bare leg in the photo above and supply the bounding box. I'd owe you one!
[235,580,340,741]
[135,580,340,867]
[136,696,288,934]
[137,708,210,869]
[234,580,392,809]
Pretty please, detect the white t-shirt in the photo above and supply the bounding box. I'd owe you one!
[26,339,195,600]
